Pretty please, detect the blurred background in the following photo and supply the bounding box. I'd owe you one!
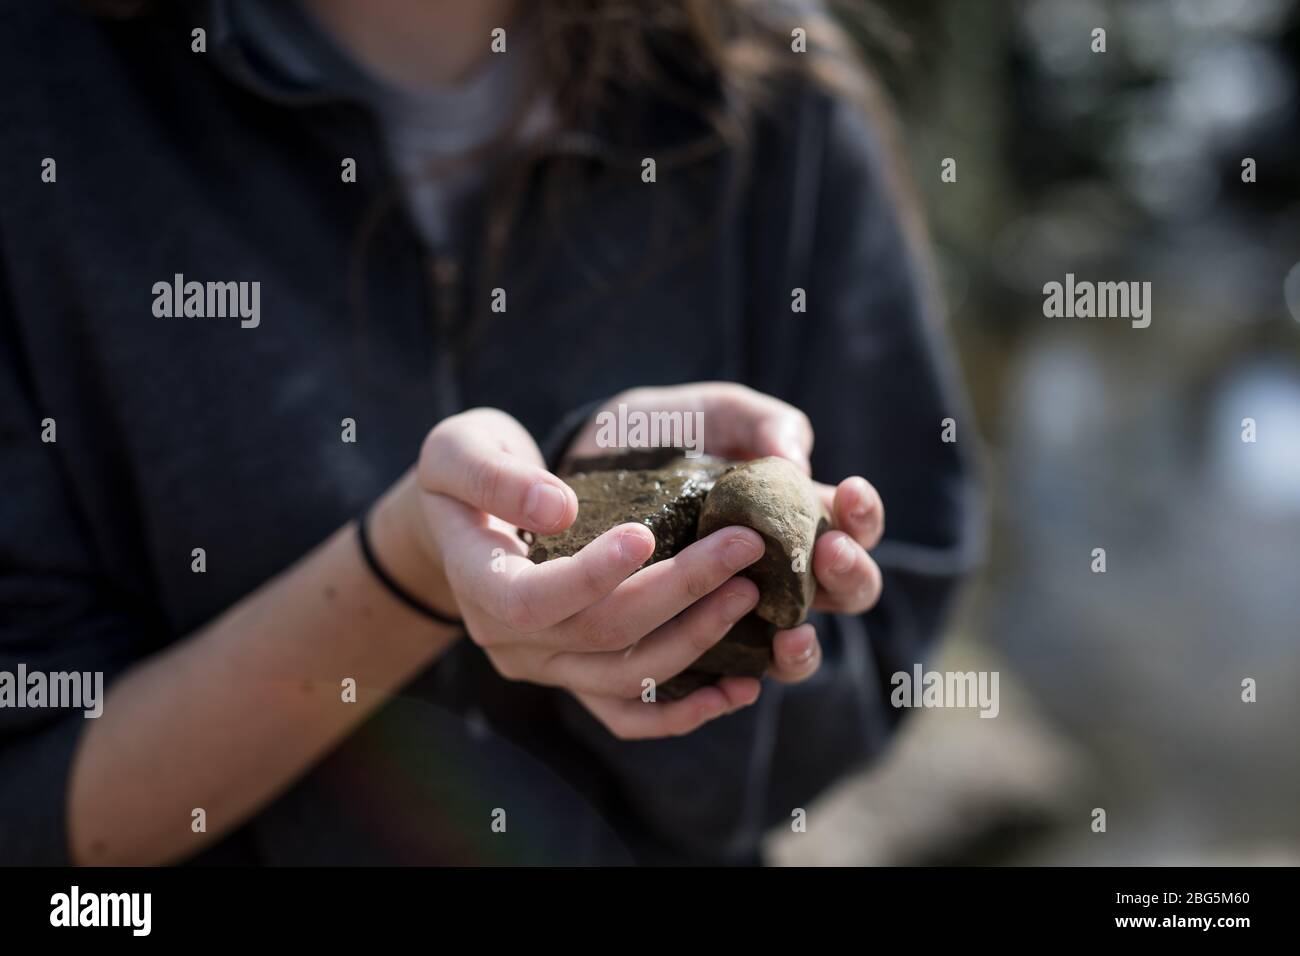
[769,0,1300,865]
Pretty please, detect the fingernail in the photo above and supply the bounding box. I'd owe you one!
[831,538,856,574]
[524,483,567,530]
[617,527,652,563]
[788,644,816,666]
[848,480,874,522]
[724,533,763,570]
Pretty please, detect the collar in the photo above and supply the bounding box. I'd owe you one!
[195,0,352,107]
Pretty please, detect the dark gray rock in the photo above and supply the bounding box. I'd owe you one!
[656,613,776,700]
[525,454,731,565]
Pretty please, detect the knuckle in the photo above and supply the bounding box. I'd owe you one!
[576,614,615,651]
[613,671,646,700]
[688,614,726,654]
[464,621,492,649]
[604,716,635,741]
[465,453,504,507]
[796,408,814,438]
[682,561,718,602]
[425,418,453,449]
[502,580,539,633]
[719,381,751,402]
[617,386,649,407]
[671,711,704,737]
[427,412,473,454]
[418,429,448,488]
[489,653,526,683]
[473,407,510,429]
[577,554,611,598]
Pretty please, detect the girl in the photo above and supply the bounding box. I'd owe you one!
[0,0,979,865]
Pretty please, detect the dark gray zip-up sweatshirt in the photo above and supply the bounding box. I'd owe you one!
[0,0,982,865]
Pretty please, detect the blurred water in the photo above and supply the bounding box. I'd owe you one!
[984,335,1300,861]
[779,0,1300,865]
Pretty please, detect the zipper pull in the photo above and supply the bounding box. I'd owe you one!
[427,253,463,413]
[429,254,461,337]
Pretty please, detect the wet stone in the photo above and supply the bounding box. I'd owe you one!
[697,456,830,629]
[526,454,732,565]
[526,452,828,700]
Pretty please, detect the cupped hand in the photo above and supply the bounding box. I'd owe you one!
[570,384,887,685]
[415,408,766,739]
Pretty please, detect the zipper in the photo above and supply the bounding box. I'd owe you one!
[429,254,461,340]
[427,252,463,416]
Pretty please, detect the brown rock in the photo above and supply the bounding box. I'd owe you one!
[526,451,827,701]
[696,456,829,629]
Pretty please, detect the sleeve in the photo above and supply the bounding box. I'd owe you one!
[545,87,985,864]
[0,266,159,865]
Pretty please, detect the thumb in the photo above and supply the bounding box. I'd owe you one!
[418,409,578,534]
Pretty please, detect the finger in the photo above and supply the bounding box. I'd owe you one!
[810,530,883,614]
[575,681,759,740]
[420,411,577,534]
[828,476,884,550]
[768,624,821,683]
[715,675,763,710]
[750,411,813,474]
[422,494,530,637]
[562,526,764,652]
[430,496,656,635]
[548,578,759,696]
[503,523,657,634]
[565,384,814,469]
[703,386,813,471]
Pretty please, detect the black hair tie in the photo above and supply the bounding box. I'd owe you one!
[356,509,463,628]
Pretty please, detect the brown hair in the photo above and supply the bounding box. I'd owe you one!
[84,0,926,351]
[531,1,911,188]
[468,1,923,338]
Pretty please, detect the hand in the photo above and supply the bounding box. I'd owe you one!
[567,381,816,472]
[777,474,885,680]
[410,408,768,739]
[570,383,886,684]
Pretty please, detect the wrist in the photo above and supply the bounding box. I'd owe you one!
[367,469,461,624]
